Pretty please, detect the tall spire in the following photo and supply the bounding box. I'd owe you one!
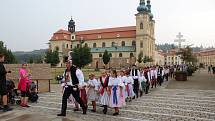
[68,16,75,33]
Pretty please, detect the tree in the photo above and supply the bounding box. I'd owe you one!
[29,57,34,64]
[71,44,92,68]
[137,51,143,63]
[0,41,17,64]
[177,46,196,64]
[143,56,150,63]
[102,50,111,69]
[44,50,60,66]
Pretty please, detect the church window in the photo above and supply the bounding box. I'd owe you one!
[70,45,72,49]
[93,43,96,48]
[102,42,106,47]
[112,42,115,47]
[109,53,112,57]
[119,53,123,57]
[55,46,59,51]
[99,53,102,57]
[140,41,143,48]
[72,36,74,39]
[66,44,69,48]
[122,41,125,46]
[84,43,88,47]
[77,44,80,48]
[140,22,143,29]
[132,41,136,46]
[130,53,134,58]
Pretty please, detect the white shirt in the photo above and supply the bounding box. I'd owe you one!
[62,68,85,87]
[124,76,134,85]
[130,69,140,79]
[88,78,99,90]
[108,77,124,87]
[139,73,147,82]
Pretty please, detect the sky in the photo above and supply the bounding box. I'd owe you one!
[0,0,215,51]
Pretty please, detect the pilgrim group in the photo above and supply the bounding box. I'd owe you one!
[57,59,174,117]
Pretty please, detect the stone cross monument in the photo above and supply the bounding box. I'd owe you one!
[174,32,186,48]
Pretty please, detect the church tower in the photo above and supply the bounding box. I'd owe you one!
[68,17,75,33]
[135,0,155,62]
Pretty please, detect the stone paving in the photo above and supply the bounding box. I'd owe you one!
[0,70,215,121]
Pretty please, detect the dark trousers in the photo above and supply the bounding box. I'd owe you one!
[133,79,139,98]
[164,74,169,81]
[151,77,157,88]
[157,76,163,86]
[61,86,85,114]
[145,81,150,94]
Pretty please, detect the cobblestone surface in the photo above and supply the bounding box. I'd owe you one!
[0,70,215,121]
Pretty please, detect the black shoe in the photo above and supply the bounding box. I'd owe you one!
[57,113,66,116]
[3,107,13,112]
[73,108,79,111]
[113,112,119,116]
[91,109,96,112]
[82,106,87,114]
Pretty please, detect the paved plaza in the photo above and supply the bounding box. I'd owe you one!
[0,70,215,121]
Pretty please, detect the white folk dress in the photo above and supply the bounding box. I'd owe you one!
[108,77,124,108]
[98,76,110,106]
[87,79,99,101]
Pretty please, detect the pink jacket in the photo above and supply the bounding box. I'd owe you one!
[18,68,30,91]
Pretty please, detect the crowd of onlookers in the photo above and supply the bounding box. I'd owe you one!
[208,65,215,74]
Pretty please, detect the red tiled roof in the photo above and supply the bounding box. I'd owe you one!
[50,29,71,41]
[75,26,136,40]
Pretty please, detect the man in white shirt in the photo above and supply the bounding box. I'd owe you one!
[57,60,87,116]
[130,65,140,98]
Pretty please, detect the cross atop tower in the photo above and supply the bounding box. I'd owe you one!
[174,32,186,48]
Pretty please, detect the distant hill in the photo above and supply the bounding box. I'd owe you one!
[13,49,47,63]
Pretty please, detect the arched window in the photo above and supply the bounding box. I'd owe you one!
[109,53,112,57]
[132,41,136,46]
[121,41,125,46]
[130,53,134,58]
[112,42,115,47]
[99,53,102,57]
[70,45,72,49]
[84,43,88,47]
[119,53,123,57]
[93,43,96,48]
[77,44,80,48]
[140,41,143,48]
[140,22,143,29]
[55,46,59,51]
[102,42,106,47]
[66,44,69,48]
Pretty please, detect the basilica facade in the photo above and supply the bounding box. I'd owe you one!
[49,0,156,68]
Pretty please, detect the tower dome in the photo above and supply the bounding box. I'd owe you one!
[137,0,148,13]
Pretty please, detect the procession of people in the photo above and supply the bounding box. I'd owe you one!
[57,58,178,117]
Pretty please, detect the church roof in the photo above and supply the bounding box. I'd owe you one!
[50,29,71,41]
[75,26,136,40]
[50,26,136,41]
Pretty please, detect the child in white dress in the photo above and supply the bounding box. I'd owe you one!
[124,70,135,102]
[87,74,99,112]
[98,71,110,114]
[108,70,124,116]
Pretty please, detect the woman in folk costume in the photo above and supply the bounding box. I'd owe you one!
[87,73,99,112]
[139,68,147,95]
[124,70,135,102]
[98,71,110,114]
[108,70,124,116]
[117,70,126,106]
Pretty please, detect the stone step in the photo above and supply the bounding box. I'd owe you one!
[38,96,215,108]
[27,104,214,121]
[29,99,215,120]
